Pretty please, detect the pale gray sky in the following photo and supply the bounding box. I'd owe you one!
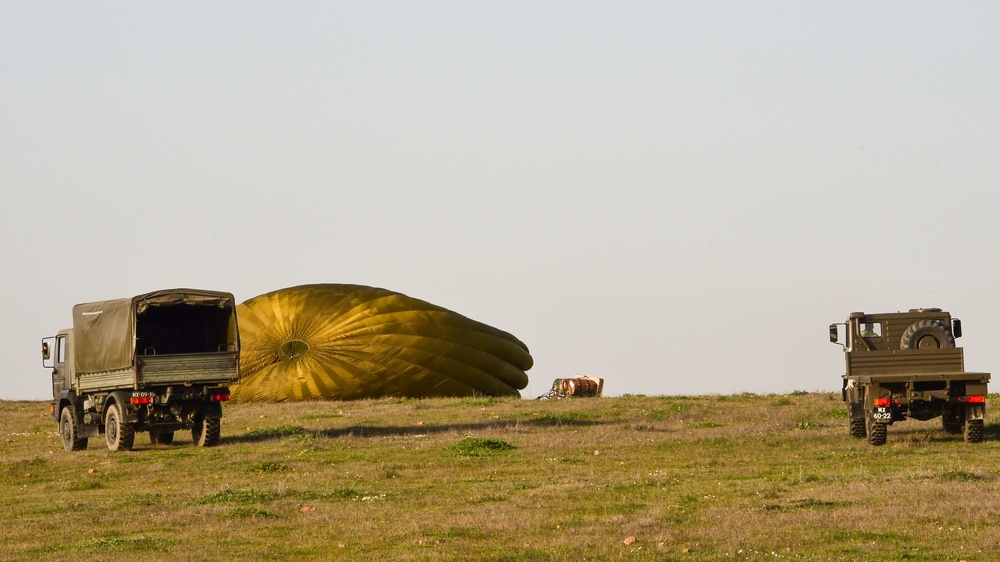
[3,2,999,400]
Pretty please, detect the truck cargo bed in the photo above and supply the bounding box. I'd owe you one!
[847,348,965,377]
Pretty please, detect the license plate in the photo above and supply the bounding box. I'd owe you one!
[873,406,892,421]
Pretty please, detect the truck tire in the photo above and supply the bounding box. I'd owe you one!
[942,407,964,434]
[60,407,88,451]
[149,431,175,445]
[105,403,135,451]
[866,417,887,446]
[964,418,984,444]
[192,416,220,447]
[868,423,887,446]
[900,320,955,350]
[849,416,866,438]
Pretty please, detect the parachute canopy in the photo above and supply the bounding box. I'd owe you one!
[231,284,532,402]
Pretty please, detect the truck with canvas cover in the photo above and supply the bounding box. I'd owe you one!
[830,308,989,445]
[42,289,240,451]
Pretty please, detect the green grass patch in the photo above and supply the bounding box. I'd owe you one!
[529,411,593,425]
[939,470,991,481]
[81,537,127,548]
[293,487,363,501]
[299,413,346,420]
[196,488,281,505]
[120,493,168,507]
[821,407,849,418]
[791,497,837,509]
[455,396,503,408]
[160,449,198,459]
[250,461,289,474]
[0,457,48,485]
[469,494,507,504]
[647,402,696,420]
[68,480,105,491]
[244,424,309,438]
[226,507,279,519]
[448,437,515,457]
[424,526,490,540]
[79,535,169,550]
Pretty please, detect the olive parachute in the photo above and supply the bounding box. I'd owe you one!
[231,284,532,402]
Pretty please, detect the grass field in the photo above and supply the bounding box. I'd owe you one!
[2,392,1000,561]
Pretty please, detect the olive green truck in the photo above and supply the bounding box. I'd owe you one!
[42,289,240,452]
[830,308,989,445]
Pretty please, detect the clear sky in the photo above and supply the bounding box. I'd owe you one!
[3,2,999,400]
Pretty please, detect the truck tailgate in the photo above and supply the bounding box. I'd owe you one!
[848,372,991,384]
[138,352,238,387]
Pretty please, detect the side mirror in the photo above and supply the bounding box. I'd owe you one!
[41,341,50,361]
[952,319,963,338]
[829,324,839,343]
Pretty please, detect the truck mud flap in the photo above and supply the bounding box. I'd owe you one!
[204,401,224,420]
[77,424,101,438]
[965,404,986,421]
[848,401,865,420]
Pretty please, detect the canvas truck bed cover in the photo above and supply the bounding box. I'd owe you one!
[72,289,237,374]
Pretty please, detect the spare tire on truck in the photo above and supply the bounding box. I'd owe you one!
[900,319,955,350]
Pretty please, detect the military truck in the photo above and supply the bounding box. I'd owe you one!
[42,289,240,452]
[830,308,989,445]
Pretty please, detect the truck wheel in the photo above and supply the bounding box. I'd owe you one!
[900,319,955,350]
[964,418,984,444]
[60,407,88,451]
[192,416,221,447]
[105,403,135,451]
[849,416,866,438]
[149,431,175,445]
[866,416,887,446]
[868,423,887,446]
[942,407,964,434]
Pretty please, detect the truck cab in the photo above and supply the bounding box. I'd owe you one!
[830,308,988,445]
[42,329,73,401]
[832,308,962,354]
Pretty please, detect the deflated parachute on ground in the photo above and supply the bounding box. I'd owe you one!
[231,284,532,402]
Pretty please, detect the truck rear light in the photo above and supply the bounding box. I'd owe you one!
[874,397,891,407]
[130,396,152,405]
[965,395,986,403]
[211,393,230,402]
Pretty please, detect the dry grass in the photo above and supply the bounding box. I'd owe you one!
[3,393,1000,561]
